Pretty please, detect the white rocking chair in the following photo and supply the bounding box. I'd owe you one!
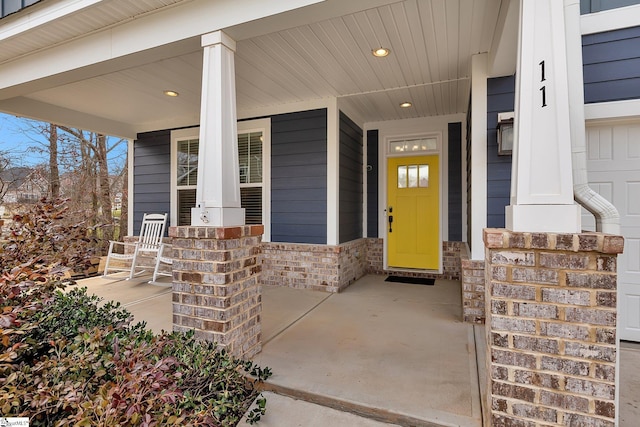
[150,242,174,284]
[103,213,168,280]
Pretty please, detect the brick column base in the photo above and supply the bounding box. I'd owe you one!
[169,225,263,359]
[484,229,623,427]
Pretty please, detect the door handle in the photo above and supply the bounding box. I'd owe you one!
[388,206,393,233]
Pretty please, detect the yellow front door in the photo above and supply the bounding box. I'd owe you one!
[387,155,439,270]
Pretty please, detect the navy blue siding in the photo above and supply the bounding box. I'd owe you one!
[339,112,363,243]
[1,0,40,18]
[271,109,327,244]
[487,75,515,229]
[448,122,463,241]
[133,130,171,235]
[132,111,327,244]
[581,0,640,13]
[367,130,379,238]
[583,26,640,103]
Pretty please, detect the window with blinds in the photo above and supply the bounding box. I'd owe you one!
[238,132,263,224]
[175,132,263,226]
[176,139,198,226]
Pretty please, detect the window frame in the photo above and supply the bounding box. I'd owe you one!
[170,128,199,229]
[238,118,271,240]
[170,118,271,241]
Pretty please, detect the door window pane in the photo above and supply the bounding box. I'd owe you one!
[397,166,407,188]
[419,165,429,187]
[408,165,418,188]
[397,163,430,189]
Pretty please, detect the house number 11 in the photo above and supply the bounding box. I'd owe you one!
[539,60,547,108]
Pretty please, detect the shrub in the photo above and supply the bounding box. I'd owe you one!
[0,198,101,275]
[0,201,271,426]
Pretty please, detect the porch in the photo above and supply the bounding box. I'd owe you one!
[79,273,640,426]
[80,274,483,426]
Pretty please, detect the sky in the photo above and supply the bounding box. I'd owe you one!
[0,112,128,173]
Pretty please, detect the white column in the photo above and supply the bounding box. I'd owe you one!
[192,31,245,226]
[470,53,488,260]
[505,0,581,233]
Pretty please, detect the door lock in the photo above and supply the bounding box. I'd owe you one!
[388,206,393,233]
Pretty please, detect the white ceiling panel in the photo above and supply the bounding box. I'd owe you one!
[0,0,186,64]
[1,0,508,135]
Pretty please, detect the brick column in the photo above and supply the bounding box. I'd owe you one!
[484,229,623,427]
[170,225,263,359]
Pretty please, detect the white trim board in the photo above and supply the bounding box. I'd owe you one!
[326,98,340,246]
[584,99,640,123]
[127,139,134,236]
[581,4,640,35]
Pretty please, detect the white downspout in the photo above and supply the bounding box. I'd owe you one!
[564,0,620,235]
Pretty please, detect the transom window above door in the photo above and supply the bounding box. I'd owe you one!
[388,136,438,154]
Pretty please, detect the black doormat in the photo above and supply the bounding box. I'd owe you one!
[385,275,435,286]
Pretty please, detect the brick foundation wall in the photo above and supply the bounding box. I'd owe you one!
[170,225,263,359]
[460,243,486,324]
[484,229,623,427]
[337,239,369,290]
[261,239,368,292]
[442,241,464,279]
[125,234,465,294]
[366,238,384,274]
[365,238,464,280]
[262,239,464,292]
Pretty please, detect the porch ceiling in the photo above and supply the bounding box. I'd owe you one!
[0,0,515,138]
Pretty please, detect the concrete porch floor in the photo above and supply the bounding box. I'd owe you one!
[77,274,640,427]
[254,275,483,427]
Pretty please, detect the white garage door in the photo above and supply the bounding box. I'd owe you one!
[582,121,640,342]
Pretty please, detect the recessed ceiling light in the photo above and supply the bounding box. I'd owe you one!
[372,47,390,57]
[400,101,412,108]
[163,90,179,97]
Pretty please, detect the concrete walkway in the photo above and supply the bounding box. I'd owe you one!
[77,274,640,427]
